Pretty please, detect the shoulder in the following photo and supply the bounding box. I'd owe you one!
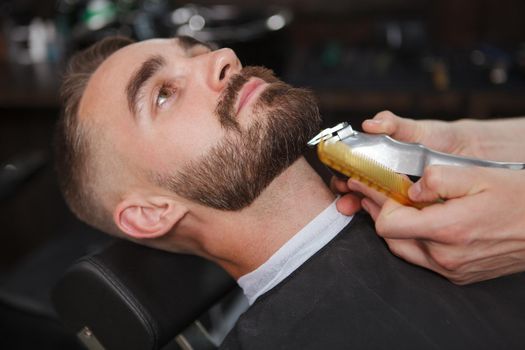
[221,212,525,349]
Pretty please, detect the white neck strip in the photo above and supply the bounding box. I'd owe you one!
[237,199,353,305]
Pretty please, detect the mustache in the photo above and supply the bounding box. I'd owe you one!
[215,66,279,130]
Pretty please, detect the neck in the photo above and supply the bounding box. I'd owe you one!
[179,157,335,279]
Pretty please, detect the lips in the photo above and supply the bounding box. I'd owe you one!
[235,78,266,115]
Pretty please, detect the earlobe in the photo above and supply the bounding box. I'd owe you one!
[114,197,188,240]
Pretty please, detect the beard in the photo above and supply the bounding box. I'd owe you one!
[155,66,321,211]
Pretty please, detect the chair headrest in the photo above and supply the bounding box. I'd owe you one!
[52,240,235,350]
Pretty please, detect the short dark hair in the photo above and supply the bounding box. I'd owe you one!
[54,36,134,233]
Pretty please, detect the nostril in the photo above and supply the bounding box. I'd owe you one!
[219,64,230,80]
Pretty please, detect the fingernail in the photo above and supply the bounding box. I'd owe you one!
[347,179,360,190]
[409,181,421,199]
[364,119,383,125]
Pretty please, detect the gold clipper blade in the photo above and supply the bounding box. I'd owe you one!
[318,140,425,209]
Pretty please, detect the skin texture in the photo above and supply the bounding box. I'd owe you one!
[78,38,340,278]
[334,111,525,284]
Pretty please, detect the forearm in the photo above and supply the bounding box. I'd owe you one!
[455,117,525,162]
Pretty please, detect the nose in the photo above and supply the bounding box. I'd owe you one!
[206,48,241,92]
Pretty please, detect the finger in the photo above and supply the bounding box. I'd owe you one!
[386,238,525,285]
[423,238,525,276]
[346,179,389,207]
[416,242,525,285]
[362,111,422,143]
[335,193,362,216]
[374,199,440,239]
[384,238,435,271]
[361,198,380,221]
[386,238,476,284]
[330,176,350,194]
[362,111,396,134]
[376,194,480,241]
[409,165,487,202]
[451,260,525,285]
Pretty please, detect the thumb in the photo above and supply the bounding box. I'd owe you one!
[409,165,485,202]
[362,110,422,143]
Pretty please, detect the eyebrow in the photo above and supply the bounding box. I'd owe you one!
[176,35,213,52]
[126,55,166,117]
[125,37,212,118]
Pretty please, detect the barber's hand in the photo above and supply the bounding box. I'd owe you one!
[345,165,525,284]
[360,110,482,156]
[335,110,474,216]
[330,177,362,215]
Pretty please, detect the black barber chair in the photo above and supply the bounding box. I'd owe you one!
[51,240,243,350]
[0,150,89,349]
[0,151,242,349]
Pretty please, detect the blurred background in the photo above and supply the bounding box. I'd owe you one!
[1,0,524,348]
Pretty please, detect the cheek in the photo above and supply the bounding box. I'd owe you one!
[149,101,227,171]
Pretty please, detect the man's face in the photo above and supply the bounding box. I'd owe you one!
[80,37,320,210]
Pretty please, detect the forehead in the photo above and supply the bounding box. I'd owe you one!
[98,36,210,73]
[94,36,210,82]
[79,39,173,118]
[105,38,174,69]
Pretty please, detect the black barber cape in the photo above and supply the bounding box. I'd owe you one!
[221,212,525,350]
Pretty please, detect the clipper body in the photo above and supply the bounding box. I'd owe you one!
[308,122,525,177]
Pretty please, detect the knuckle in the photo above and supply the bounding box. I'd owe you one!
[433,225,456,244]
[385,239,403,257]
[422,167,442,192]
[434,222,472,246]
[376,110,396,120]
[448,274,469,285]
[445,269,476,285]
[452,228,473,246]
[375,217,389,237]
[377,110,391,116]
[440,259,462,272]
[428,248,461,272]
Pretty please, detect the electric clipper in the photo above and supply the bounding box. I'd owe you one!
[308,122,525,208]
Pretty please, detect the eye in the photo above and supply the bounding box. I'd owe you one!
[155,83,177,109]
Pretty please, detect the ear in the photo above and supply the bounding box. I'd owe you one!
[114,196,188,240]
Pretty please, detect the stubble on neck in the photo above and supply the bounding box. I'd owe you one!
[191,157,335,279]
